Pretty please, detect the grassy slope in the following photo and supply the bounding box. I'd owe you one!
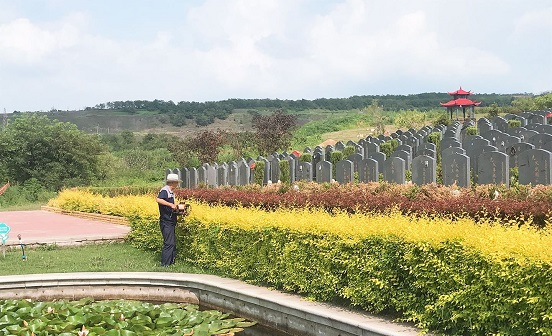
[0,243,205,276]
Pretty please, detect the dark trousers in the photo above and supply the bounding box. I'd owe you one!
[160,222,176,266]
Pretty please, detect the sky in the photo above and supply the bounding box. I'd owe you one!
[0,0,551,112]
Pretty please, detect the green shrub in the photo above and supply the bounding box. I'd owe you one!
[342,146,355,157]
[508,119,522,128]
[466,126,477,136]
[253,161,265,185]
[279,160,291,184]
[379,142,393,157]
[299,154,312,163]
[330,151,343,176]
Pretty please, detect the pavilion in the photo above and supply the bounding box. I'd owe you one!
[441,86,481,120]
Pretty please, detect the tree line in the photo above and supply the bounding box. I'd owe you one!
[80,93,521,127]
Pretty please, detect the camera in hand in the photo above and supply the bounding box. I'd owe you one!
[173,202,191,216]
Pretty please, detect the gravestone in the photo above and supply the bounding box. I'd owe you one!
[363,142,380,156]
[270,157,281,182]
[287,156,297,183]
[237,159,250,186]
[316,160,333,183]
[412,155,436,185]
[492,116,508,132]
[336,160,354,184]
[519,129,539,142]
[358,158,379,183]
[527,133,552,150]
[528,114,546,125]
[335,141,345,151]
[406,137,419,154]
[303,147,313,154]
[391,150,411,169]
[197,166,207,185]
[471,144,498,174]
[228,161,238,186]
[206,164,218,187]
[181,168,190,189]
[440,138,462,151]
[442,153,470,187]
[416,148,436,159]
[481,130,507,147]
[298,162,313,181]
[260,158,271,185]
[518,149,552,185]
[347,153,363,172]
[246,159,256,184]
[355,144,364,155]
[325,146,334,161]
[396,144,413,154]
[384,157,406,184]
[368,152,386,171]
[477,151,509,187]
[478,118,493,134]
[189,168,199,189]
[442,147,465,157]
[506,143,535,167]
[419,143,436,152]
[507,127,527,137]
[217,164,228,186]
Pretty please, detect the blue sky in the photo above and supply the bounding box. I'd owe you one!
[0,0,550,112]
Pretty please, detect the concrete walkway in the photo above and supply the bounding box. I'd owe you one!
[0,210,130,246]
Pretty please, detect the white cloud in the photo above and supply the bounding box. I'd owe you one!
[0,0,549,112]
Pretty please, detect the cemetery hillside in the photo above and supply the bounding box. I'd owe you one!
[3,91,552,335]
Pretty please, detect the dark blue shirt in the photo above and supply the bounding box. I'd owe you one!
[158,185,176,225]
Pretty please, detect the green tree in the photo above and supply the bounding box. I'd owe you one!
[0,114,106,189]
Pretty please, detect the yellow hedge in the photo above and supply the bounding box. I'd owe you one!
[50,189,552,263]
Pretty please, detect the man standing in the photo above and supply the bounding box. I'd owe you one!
[156,173,181,266]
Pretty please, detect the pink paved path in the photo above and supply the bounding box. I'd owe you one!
[0,211,130,246]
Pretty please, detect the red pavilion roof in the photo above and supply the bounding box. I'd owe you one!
[448,86,471,96]
[440,98,481,107]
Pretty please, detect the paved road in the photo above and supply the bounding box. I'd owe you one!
[0,210,130,246]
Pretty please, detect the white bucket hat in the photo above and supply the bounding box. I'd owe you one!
[166,173,182,183]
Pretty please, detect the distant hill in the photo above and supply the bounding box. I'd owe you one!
[16,92,523,135]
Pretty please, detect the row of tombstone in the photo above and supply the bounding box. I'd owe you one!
[167,110,552,188]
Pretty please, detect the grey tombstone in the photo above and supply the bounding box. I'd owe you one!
[260,158,271,185]
[396,144,413,154]
[391,150,411,170]
[246,159,255,184]
[384,157,406,184]
[442,153,470,187]
[325,146,334,161]
[335,141,345,151]
[358,158,379,183]
[312,151,324,179]
[347,153,363,173]
[441,138,462,151]
[419,143,436,152]
[181,168,190,189]
[270,157,281,182]
[237,159,250,186]
[478,118,493,134]
[527,133,552,150]
[507,127,527,137]
[336,160,354,184]
[492,116,509,132]
[372,137,383,145]
[528,114,546,125]
[519,129,539,142]
[298,162,313,181]
[363,142,380,156]
[443,130,457,140]
[477,151,509,187]
[378,134,386,141]
[303,147,313,154]
[518,149,552,185]
[506,142,535,168]
[442,147,466,157]
[206,163,218,187]
[316,160,333,183]
[165,169,173,181]
[412,155,436,185]
[197,166,207,185]
[355,144,364,155]
[416,148,436,159]
[368,152,386,172]
[217,164,228,186]
[189,168,199,189]
[406,137,419,154]
[287,156,297,183]
[481,130,507,147]
[346,140,356,147]
[396,129,403,135]
[471,144,498,175]
[228,161,238,186]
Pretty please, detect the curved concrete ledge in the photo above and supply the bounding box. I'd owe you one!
[0,272,422,336]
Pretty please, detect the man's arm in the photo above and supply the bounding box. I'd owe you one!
[156,197,177,209]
